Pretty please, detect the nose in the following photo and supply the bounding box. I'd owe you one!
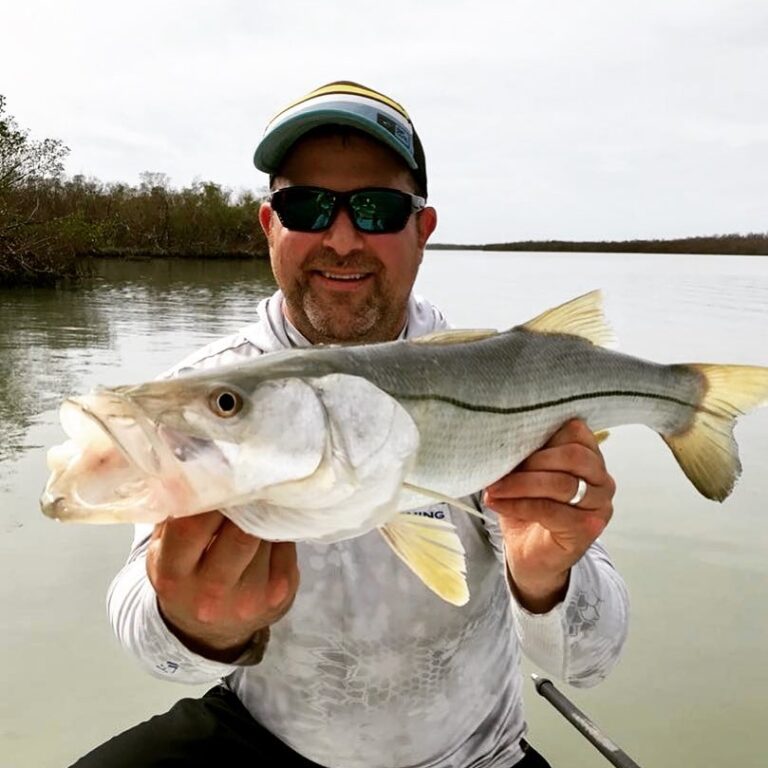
[321,205,364,256]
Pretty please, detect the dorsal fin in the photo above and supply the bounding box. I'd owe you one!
[411,328,498,346]
[521,290,615,347]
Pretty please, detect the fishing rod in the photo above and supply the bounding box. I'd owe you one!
[531,674,642,768]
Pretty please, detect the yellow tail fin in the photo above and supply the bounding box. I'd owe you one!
[379,514,469,606]
[663,364,768,501]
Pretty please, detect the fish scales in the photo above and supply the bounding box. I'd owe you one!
[223,328,705,506]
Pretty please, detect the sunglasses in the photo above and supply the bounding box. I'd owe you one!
[268,186,427,234]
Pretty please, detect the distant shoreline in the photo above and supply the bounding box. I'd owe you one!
[427,233,768,256]
[79,248,268,261]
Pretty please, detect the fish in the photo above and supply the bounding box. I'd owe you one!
[40,291,768,606]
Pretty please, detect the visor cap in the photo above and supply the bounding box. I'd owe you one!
[254,81,427,196]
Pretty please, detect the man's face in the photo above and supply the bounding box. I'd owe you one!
[258,133,437,344]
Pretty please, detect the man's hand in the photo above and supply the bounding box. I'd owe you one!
[483,419,615,614]
[147,511,299,663]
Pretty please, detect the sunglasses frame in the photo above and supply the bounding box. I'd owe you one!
[268,186,427,234]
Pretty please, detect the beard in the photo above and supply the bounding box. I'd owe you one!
[302,289,381,342]
[281,247,410,344]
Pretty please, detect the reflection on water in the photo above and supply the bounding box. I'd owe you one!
[0,287,112,474]
[0,258,276,484]
[1,253,766,768]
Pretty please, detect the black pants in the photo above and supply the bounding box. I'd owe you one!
[72,685,552,768]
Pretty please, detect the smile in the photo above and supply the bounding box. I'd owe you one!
[320,272,369,280]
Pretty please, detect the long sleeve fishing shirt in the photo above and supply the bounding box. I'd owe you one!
[108,291,630,768]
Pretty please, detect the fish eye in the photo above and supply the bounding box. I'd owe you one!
[208,387,243,418]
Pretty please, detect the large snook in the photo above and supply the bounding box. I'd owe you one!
[40,291,768,606]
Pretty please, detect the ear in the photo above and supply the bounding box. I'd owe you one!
[416,206,437,249]
[258,202,274,239]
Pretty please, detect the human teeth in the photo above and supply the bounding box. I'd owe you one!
[321,272,365,280]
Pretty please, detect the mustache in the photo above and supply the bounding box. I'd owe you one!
[303,247,381,273]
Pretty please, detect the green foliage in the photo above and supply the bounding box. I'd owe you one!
[0,94,69,191]
[1,94,78,284]
[37,175,267,256]
[428,233,768,256]
[0,95,268,286]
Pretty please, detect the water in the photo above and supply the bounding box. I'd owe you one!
[1,253,766,767]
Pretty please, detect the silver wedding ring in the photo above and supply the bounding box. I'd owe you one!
[568,477,588,506]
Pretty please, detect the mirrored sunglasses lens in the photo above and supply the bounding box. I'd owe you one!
[276,189,335,231]
[349,190,411,233]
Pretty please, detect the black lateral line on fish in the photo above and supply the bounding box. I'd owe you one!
[392,389,701,415]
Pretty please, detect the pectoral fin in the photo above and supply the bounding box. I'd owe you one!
[401,481,493,524]
[379,513,469,606]
[410,328,497,345]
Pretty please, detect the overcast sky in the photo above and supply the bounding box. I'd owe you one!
[2,0,766,243]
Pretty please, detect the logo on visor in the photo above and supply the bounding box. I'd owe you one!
[377,112,412,149]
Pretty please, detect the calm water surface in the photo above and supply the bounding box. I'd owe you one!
[1,253,766,767]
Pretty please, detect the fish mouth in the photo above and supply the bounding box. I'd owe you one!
[40,491,68,520]
[61,391,173,476]
[41,390,201,522]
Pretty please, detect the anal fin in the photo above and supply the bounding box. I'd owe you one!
[593,429,610,445]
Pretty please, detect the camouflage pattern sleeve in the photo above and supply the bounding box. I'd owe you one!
[474,493,630,687]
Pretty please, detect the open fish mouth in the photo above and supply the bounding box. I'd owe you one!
[60,391,172,475]
[41,390,205,522]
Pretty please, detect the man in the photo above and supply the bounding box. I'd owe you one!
[75,81,628,768]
